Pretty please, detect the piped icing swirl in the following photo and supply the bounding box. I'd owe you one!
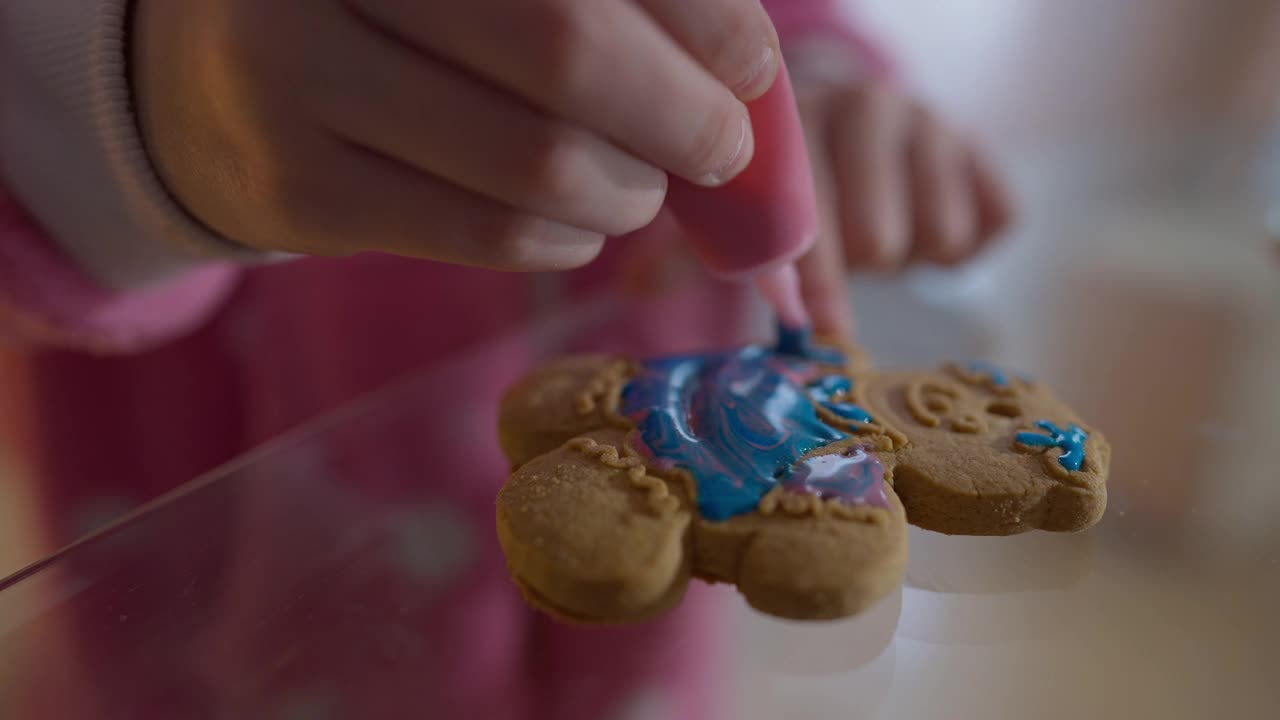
[620,326,887,521]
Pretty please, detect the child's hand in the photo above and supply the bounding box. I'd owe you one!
[793,78,1015,337]
[131,0,781,271]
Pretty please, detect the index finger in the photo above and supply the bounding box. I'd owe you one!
[795,91,856,341]
[352,0,758,186]
[637,0,782,101]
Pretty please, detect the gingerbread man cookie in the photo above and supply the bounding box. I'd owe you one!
[496,328,1109,623]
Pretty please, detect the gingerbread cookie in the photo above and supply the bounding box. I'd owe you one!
[496,328,1108,623]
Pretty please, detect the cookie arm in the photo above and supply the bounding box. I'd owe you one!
[498,355,632,467]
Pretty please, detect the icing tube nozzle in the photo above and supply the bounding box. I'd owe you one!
[754,263,809,330]
[662,61,819,323]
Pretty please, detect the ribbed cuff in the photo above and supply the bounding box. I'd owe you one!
[0,188,239,353]
[0,0,270,290]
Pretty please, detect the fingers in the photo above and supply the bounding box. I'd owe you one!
[967,147,1016,246]
[316,13,666,237]
[271,132,606,271]
[821,80,1018,272]
[905,107,978,266]
[828,84,911,269]
[795,91,855,340]
[636,0,781,100]
[351,0,754,186]
[795,214,855,339]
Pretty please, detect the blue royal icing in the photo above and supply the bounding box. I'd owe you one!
[1016,420,1088,472]
[965,361,1036,387]
[967,361,1011,386]
[806,375,875,424]
[779,446,887,507]
[620,324,885,521]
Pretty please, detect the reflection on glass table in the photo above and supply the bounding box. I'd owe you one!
[0,298,738,720]
[2,188,1279,719]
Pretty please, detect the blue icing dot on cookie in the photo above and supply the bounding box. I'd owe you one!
[967,361,1034,387]
[1016,420,1088,472]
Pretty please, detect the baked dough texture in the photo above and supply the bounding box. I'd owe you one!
[496,350,1108,623]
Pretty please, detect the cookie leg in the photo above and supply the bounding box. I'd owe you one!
[496,429,694,623]
[696,489,908,621]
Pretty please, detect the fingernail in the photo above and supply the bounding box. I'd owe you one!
[697,114,753,187]
[734,45,777,99]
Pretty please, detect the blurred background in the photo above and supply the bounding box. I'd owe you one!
[845,0,1279,548]
[863,0,1280,195]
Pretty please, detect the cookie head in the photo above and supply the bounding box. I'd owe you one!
[858,363,1109,535]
